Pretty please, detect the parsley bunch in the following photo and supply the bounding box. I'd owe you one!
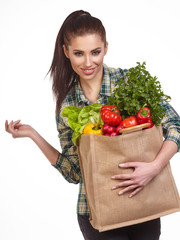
[108,62,171,125]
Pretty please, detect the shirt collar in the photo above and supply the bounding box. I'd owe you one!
[75,64,111,104]
[99,64,111,96]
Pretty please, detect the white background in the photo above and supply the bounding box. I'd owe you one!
[0,0,180,239]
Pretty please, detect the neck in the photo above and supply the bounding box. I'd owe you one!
[79,69,103,103]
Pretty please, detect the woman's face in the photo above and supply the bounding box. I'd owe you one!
[63,34,108,83]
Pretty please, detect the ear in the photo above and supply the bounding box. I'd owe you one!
[63,44,69,58]
[104,41,108,55]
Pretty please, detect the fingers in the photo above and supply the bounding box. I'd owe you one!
[8,120,14,132]
[13,120,22,130]
[128,187,143,198]
[111,161,144,197]
[5,120,12,133]
[112,180,134,190]
[111,173,132,180]
[118,185,139,196]
[112,182,144,198]
[111,160,140,180]
[12,120,21,127]
[5,120,8,131]
[119,162,139,168]
[5,120,21,134]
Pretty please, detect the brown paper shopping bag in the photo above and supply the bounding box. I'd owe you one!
[78,126,180,232]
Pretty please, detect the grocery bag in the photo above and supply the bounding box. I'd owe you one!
[78,126,180,232]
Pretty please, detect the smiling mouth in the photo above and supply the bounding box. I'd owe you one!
[81,68,96,75]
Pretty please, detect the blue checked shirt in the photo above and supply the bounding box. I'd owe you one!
[53,64,180,215]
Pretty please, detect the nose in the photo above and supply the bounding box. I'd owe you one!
[84,55,92,67]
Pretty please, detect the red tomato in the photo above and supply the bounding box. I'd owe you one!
[100,105,122,126]
[121,116,138,128]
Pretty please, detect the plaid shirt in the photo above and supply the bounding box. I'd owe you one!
[54,64,180,216]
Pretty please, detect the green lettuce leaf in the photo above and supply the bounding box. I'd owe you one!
[61,103,103,145]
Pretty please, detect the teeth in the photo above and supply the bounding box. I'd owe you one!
[83,69,94,72]
[81,68,95,74]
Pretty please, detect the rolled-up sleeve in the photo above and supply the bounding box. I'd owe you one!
[53,113,81,184]
[161,102,180,151]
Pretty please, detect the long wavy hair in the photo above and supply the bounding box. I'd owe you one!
[48,10,106,113]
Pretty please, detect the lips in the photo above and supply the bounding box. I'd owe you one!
[81,67,96,75]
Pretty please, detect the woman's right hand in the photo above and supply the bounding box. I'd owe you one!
[5,120,33,138]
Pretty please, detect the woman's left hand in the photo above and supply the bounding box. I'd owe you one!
[111,161,160,198]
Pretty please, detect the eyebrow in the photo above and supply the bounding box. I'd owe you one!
[73,47,102,52]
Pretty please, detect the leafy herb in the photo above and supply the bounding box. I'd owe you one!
[61,103,103,145]
[108,62,171,125]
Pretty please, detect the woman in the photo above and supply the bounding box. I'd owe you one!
[5,10,180,240]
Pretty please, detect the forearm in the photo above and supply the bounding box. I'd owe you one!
[30,128,59,165]
[5,120,59,165]
[152,140,178,173]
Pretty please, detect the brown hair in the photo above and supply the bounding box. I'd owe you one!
[48,10,106,113]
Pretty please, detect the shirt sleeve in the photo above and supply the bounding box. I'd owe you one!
[161,102,180,151]
[52,112,81,184]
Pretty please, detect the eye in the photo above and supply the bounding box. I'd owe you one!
[74,52,83,56]
[92,50,101,55]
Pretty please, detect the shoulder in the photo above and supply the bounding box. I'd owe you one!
[103,64,128,81]
[62,87,76,108]
[56,86,77,127]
